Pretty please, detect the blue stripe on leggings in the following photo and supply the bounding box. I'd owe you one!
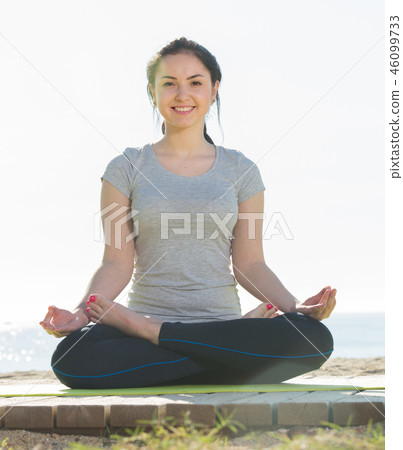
[159,339,333,359]
[52,356,190,379]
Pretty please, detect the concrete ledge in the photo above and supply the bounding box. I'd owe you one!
[56,405,106,429]
[0,406,7,428]
[110,404,160,427]
[277,402,328,426]
[219,404,272,427]
[0,377,385,432]
[165,404,216,427]
[333,401,385,426]
[4,405,54,429]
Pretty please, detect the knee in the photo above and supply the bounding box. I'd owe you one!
[304,316,334,356]
[316,320,334,354]
[50,329,89,387]
[283,313,334,355]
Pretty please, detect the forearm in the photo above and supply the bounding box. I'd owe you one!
[234,261,299,313]
[74,261,133,314]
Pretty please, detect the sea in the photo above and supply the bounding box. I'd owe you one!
[0,312,385,374]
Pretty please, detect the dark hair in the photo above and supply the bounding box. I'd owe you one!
[146,37,223,145]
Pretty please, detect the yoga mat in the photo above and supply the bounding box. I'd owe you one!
[0,382,384,397]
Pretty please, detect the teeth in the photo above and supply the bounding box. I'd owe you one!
[174,107,193,111]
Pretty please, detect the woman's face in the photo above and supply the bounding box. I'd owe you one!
[150,52,219,134]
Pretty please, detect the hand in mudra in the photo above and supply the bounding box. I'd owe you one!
[39,306,89,338]
[242,287,336,321]
[296,286,337,321]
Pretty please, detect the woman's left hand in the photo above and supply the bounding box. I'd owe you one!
[295,286,337,321]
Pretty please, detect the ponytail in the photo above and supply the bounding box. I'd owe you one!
[203,123,214,145]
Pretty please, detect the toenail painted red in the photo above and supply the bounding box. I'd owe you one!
[89,295,96,302]
[266,304,273,310]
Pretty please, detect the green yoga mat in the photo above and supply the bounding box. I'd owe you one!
[0,382,384,397]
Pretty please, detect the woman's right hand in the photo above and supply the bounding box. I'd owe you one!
[39,306,90,338]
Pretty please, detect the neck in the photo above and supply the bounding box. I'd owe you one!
[156,124,213,156]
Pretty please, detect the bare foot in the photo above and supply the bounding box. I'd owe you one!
[86,294,162,345]
[242,303,280,319]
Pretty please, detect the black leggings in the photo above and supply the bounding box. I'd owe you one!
[51,313,334,389]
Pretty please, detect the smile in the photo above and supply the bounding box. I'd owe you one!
[172,106,195,114]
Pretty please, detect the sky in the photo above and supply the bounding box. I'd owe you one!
[0,0,385,324]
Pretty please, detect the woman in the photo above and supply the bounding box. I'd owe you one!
[40,37,336,389]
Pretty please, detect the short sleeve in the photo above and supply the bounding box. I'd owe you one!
[237,155,266,204]
[100,151,133,199]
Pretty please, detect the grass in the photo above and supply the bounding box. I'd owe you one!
[67,410,385,450]
[69,409,247,449]
[0,410,385,449]
[269,421,385,449]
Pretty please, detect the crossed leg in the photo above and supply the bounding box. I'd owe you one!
[51,295,334,389]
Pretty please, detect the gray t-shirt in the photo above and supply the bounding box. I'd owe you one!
[101,142,266,323]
